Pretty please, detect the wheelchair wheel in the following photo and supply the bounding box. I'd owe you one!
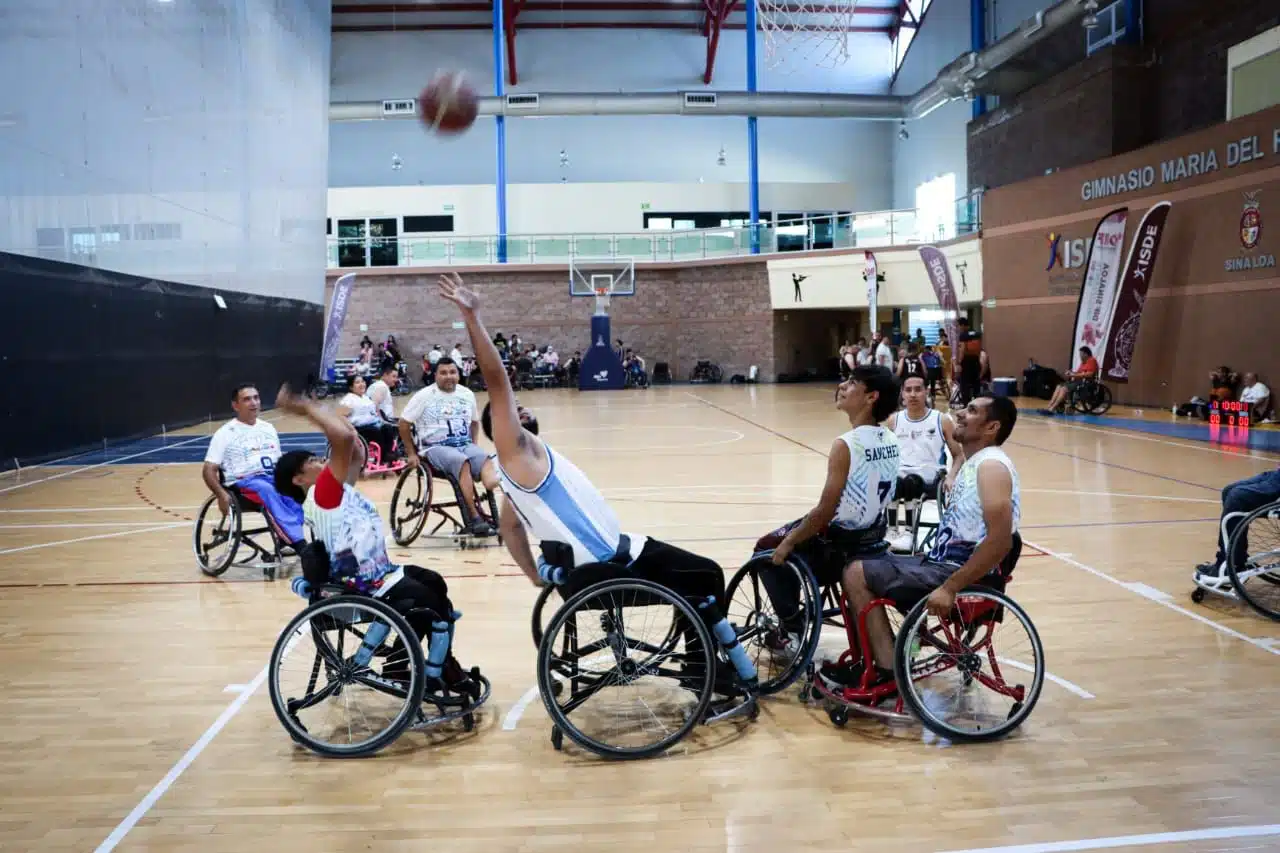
[390,463,432,546]
[537,578,716,759]
[910,481,949,556]
[193,494,241,576]
[724,554,822,695]
[531,583,558,648]
[893,587,1044,742]
[1226,502,1280,621]
[1073,383,1113,416]
[269,594,426,758]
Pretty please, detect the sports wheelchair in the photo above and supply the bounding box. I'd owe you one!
[1067,378,1113,415]
[1191,498,1280,621]
[530,559,758,760]
[724,531,1045,742]
[326,427,407,480]
[887,474,949,555]
[389,457,501,549]
[268,544,491,758]
[193,471,295,579]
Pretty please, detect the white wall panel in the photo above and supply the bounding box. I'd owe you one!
[0,0,332,303]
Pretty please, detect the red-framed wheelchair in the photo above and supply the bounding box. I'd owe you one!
[193,470,295,579]
[724,531,1045,742]
[326,426,407,480]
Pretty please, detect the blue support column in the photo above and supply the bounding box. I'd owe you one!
[493,0,508,263]
[1124,0,1142,46]
[970,0,986,119]
[745,0,761,254]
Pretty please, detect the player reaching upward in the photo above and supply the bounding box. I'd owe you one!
[436,272,759,706]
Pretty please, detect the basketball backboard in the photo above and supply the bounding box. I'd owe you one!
[570,257,635,316]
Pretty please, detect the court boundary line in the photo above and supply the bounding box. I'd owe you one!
[0,523,188,556]
[935,822,1280,853]
[1024,412,1280,462]
[1025,538,1280,657]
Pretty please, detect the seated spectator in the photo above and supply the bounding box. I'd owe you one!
[566,350,582,384]
[922,346,943,398]
[338,374,399,461]
[1042,346,1099,415]
[1240,373,1273,422]
[623,349,649,387]
[1195,465,1280,581]
[450,342,465,365]
[1211,365,1241,403]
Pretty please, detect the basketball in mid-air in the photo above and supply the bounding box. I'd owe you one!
[418,71,479,134]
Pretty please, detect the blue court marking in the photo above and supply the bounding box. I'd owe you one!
[1024,411,1280,453]
[41,433,329,466]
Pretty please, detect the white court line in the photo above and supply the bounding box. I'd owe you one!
[0,523,187,556]
[0,506,201,514]
[935,822,1280,853]
[1025,538,1280,658]
[502,685,542,730]
[996,658,1095,700]
[0,412,281,497]
[0,522,194,530]
[95,627,304,852]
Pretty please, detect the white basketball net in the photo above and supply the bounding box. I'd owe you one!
[757,0,860,71]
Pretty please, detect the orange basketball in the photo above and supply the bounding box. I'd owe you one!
[418,71,479,135]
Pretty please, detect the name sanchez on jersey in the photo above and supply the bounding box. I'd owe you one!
[865,444,901,463]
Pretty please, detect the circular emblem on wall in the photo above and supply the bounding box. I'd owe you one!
[1240,192,1262,250]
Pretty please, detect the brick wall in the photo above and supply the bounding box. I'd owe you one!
[325,261,778,383]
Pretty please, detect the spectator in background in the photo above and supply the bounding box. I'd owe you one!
[450,342,465,365]
[856,338,873,366]
[956,317,983,405]
[509,333,522,354]
[1042,346,1099,415]
[873,332,894,370]
[385,335,402,364]
[1240,373,1273,422]
[493,332,508,357]
[913,328,926,347]
[566,350,582,385]
[421,353,432,388]
[1211,366,1241,403]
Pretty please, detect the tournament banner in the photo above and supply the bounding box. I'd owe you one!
[1070,207,1128,366]
[918,246,960,354]
[320,273,356,378]
[864,251,878,336]
[1101,201,1172,382]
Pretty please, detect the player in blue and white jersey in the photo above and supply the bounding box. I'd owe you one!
[842,395,1021,689]
[436,272,759,703]
[754,365,902,656]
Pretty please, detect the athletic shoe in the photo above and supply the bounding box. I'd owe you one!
[762,628,801,661]
[817,659,894,690]
[464,518,496,537]
[1194,561,1226,581]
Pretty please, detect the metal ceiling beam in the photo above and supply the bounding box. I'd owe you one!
[504,0,522,84]
[703,0,735,82]
[333,1,897,14]
[333,21,890,31]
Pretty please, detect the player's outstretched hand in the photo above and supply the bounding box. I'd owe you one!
[437,272,480,313]
[276,384,308,415]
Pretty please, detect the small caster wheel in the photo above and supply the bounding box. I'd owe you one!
[462,712,475,732]
[1191,588,1206,603]
[828,707,848,728]
[551,726,564,751]
[747,700,760,722]
[551,680,563,697]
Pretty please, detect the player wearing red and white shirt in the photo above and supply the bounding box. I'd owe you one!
[1043,346,1100,415]
[272,386,479,695]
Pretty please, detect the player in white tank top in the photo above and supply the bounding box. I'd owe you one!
[439,273,761,703]
[838,395,1021,678]
[883,375,965,551]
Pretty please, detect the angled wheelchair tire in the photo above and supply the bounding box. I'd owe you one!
[530,583,557,648]
[537,578,715,759]
[893,587,1045,743]
[1226,501,1280,622]
[724,553,822,695]
[1073,384,1113,416]
[269,594,426,758]
[390,464,432,546]
[193,494,241,576]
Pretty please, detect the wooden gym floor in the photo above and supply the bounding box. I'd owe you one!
[2,385,1279,853]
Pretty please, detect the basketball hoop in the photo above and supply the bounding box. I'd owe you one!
[757,0,859,71]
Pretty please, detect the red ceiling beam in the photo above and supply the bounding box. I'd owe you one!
[702,0,737,84]
[504,0,523,84]
[334,21,891,32]
[335,2,898,15]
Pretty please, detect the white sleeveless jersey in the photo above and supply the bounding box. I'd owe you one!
[832,425,901,531]
[893,409,948,480]
[928,446,1020,564]
[498,442,646,568]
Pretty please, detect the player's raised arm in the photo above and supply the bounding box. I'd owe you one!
[436,273,528,463]
[275,384,357,485]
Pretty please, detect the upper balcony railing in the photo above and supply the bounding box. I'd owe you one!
[327,193,983,269]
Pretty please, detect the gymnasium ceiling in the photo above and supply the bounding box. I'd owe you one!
[331,0,906,83]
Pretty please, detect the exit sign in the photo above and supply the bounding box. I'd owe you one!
[640,203,650,210]
[443,204,455,212]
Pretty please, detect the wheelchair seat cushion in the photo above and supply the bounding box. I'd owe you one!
[757,517,888,585]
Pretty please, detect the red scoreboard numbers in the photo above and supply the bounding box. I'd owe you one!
[1209,400,1251,428]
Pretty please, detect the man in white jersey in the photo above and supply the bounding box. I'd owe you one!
[838,396,1020,689]
[272,386,481,697]
[884,375,964,552]
[367,364,399,423]
[753,365,902,653]
[202,383,305,549]
[398,358,495,537]
[437,272,759,703]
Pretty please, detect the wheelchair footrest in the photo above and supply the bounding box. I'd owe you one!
[702,692,759,725]
[410,671,492,731]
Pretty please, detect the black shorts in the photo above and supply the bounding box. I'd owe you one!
[860,553,959,610]
[558,538,725,614]
[381,564,455,635]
